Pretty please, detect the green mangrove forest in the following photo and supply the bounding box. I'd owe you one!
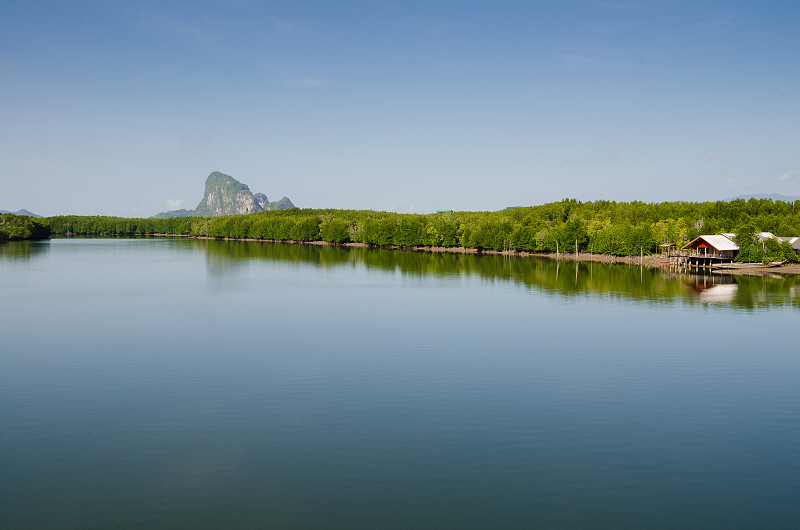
[45,198,800,261]
[0,213,51,241]
[11,198,800,262]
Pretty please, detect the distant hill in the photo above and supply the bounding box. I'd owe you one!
[154,171,295,218]
[152,209,199,219]
[733,193,800,202]
[0,209,42,217]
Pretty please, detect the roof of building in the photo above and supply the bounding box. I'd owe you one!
[683,235,739,252]
[778,236,800,250]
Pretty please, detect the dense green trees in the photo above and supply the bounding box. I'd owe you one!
[0,214,51,240]
[42,198,800,261]
[734,223,798,263]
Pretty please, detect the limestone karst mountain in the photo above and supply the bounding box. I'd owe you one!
[154,172,295,218]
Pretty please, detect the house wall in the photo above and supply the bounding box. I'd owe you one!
[682,236,739,259]
[684,244,737,259]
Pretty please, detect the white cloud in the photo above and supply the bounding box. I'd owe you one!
[399,15,452,39]
[166,199,183,209]
[590,1,644,10]
[724,179,737,188]
[268,17,308,35]
[283,76,327,88]
[181,125,217,153]
[559,53,612,69]
[778,171,799,181]
[177,24,211,41]
[125,8,216,43]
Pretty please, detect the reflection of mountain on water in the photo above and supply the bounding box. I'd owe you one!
[0,240,50,261]
[198,239,800,310]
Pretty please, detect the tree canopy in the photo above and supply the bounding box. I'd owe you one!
[43,198,800,262]
[0,214,51,241]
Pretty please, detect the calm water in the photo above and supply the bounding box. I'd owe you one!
[1,238,799,529]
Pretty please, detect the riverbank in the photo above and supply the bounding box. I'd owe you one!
[70,233,800,276]
[173,235,668,266]
[712,262,800,277]
[535,251,800,276]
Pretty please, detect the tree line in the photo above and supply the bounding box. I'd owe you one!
[43,198,800,262]
[0,214,51,241]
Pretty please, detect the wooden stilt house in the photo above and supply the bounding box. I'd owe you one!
[681,235,739,265]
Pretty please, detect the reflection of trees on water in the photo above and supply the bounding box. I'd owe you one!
[199,239,800,310]
[203,246,249,278]
[683,272,800,308]
[0,240,50,261]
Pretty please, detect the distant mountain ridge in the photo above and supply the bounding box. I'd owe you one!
[154,172,295,218]
[0,209,42,218]
[732,193,800,202]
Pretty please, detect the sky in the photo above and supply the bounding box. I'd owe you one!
[1,0,799,217]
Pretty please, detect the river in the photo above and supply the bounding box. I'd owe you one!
[1,237,799,529]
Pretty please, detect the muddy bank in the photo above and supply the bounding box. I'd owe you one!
[710,262,800,277]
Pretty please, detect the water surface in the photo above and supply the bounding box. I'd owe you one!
[1,238,798,528]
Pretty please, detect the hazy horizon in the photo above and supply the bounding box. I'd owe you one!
[2,1,799,217]
[5,188,800,220]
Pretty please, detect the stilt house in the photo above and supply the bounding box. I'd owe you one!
[682,235,739,260]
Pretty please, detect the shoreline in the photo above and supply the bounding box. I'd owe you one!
[67,233,800,276]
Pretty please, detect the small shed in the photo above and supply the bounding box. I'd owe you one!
[659,242,678,253]
[750,232,800,251]
[682,235,739,259]
[778,236,800,251]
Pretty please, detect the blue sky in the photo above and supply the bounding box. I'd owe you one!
[2,0,798,216]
